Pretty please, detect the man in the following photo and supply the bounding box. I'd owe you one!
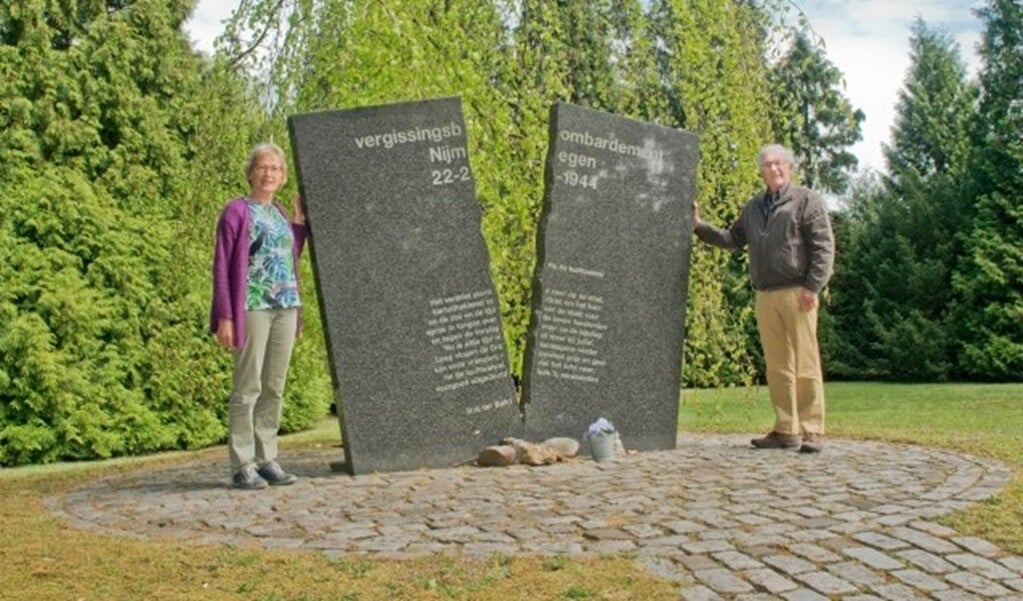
[693,144,834,453]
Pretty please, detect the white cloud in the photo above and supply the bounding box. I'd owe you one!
[799,0,984,175]
[184,1,236,56]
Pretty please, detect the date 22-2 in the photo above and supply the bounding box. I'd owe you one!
[432,166,470,185]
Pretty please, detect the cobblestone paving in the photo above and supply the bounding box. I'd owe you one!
[47,434,1023,599]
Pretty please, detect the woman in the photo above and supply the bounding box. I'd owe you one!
[210,142,307,489]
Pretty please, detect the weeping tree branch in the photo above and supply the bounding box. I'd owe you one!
[226,0,288,68]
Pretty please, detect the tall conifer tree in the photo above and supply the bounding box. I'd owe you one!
[0,0,243,463]
[952,0,1023,379]
[848,20,974,380]
[768,32,864,194]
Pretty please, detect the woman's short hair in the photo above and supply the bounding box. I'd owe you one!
[756,144,796,169]
[245,142,288,178]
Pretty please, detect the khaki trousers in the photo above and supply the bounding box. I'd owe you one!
[755,287,825,436]
[228,308,298,472]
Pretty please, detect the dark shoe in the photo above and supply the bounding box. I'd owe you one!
[751,431,801,449]
[799,432,823,453]
[258,460,298,486]
[233,464,269,490]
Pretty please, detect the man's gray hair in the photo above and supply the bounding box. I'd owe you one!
[756,144,796,169]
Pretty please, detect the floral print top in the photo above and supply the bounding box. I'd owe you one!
[245,200,301,310]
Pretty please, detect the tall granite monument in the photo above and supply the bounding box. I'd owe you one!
[288,97,521,474]
[521,102,699,452]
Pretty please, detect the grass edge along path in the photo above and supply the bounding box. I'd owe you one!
[0,430,677,600]
[0,381,1019,599]
[682,381,1023,556]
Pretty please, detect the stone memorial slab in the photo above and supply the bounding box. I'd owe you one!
[521,102,698,452]
[288,97,521,474]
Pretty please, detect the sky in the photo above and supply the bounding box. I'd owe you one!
[184,0,985,176]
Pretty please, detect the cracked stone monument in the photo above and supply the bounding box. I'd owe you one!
[288,97,521,474]
[521,102,699,453]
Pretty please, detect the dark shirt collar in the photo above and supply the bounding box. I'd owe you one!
[768,183,790,202]
[762,183,789,213]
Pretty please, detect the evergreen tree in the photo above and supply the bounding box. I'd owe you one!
[831,187,955,380]
[0,0,217,464]
[885,19,976,183]
[769,31,864,193]
[817,175,883,378]
[952,0,1023,380]
[823,19,977,381]
[0,0,330,465]
[868,20,973,380]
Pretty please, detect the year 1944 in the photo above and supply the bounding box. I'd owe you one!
[561,171,598,189]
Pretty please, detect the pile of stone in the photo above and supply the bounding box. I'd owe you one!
[476,437,580,467]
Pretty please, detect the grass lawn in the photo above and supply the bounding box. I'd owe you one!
[0,382,1020,600]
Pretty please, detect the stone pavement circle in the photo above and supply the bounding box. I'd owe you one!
[46,434,1023,599]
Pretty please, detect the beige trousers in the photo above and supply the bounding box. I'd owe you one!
[755,287,825,436]
[228,308,298,472]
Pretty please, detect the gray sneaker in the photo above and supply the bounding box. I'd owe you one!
[233,464,269,490]
[258,461,298,486]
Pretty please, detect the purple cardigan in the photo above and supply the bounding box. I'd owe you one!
[210,198,308,347]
